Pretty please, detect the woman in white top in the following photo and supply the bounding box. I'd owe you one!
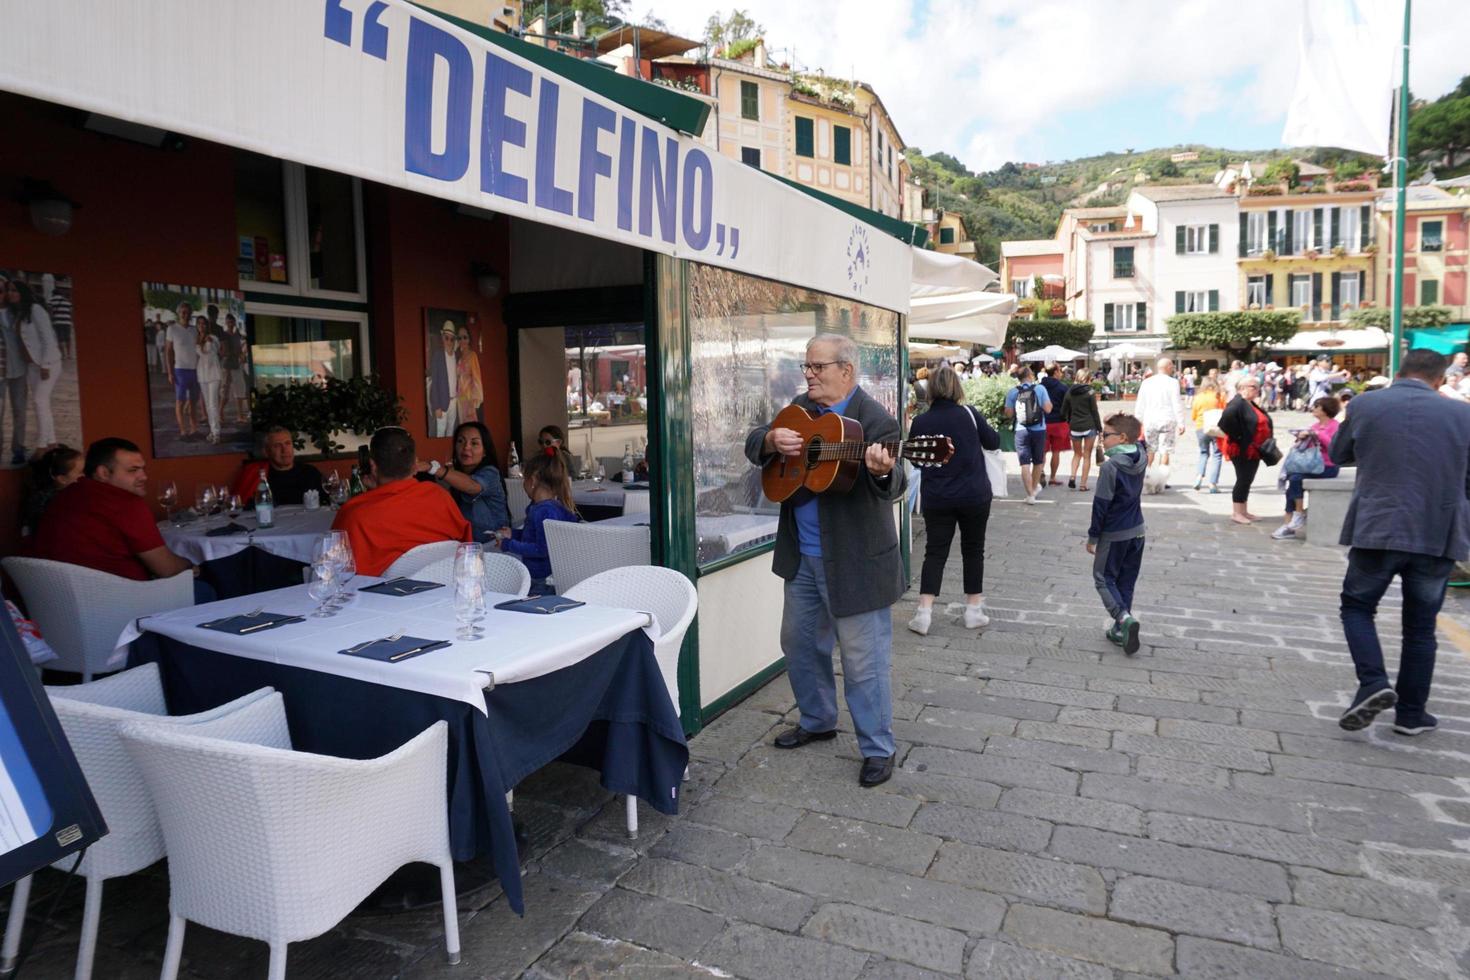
[193,315,224,444]
[4,280,62,446]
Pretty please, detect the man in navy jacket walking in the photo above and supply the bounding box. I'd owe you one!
[1331,349,1470,735]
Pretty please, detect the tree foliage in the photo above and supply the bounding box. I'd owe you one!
[1005,319,1095,351]
[1347,305,1454,329]
[1408,95,1470,166]
[703,9,763,52]
[1165,311,1300,359]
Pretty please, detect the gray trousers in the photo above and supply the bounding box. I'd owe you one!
[4,375,27,453]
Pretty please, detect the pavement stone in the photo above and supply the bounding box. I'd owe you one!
[1113,731,1274,772]
[684,793,804,840]
[783,811,942,876]
[1048,825,1292,900]
[617,857,812,931]
[1147,812,1365,875]
[1156,716,1282,751]
[700,921,870,980]
[537,838,639,886]
[1114,693,1239,724]
[524,932,722,978]
[742,845,1007,934]
[1109,874,1279,948]
[1290,868,1443,929]
[927,841,1106,914]
[997,786,1144,835]
[801,903,967,974]
[1080,772,1312,832]
[577,888,726,959]
[964,940,1112,980]
[1277,906,1457,980]
[904,745,1080,794]
[1012,718,1114,748]
[1176,936,1395,980]
[1001,903,1174,975]
[1055,705,1157,734]
[649,822,753,871]
[910,801,1054,852]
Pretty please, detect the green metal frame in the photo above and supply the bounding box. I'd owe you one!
[898,314,911,584]
[409,4,711,137]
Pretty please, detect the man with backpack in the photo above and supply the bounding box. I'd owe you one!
[1005,366,1053,504]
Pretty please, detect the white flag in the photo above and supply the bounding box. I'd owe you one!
[1281,0,1400,157]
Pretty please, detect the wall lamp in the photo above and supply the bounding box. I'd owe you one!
[472,262,502,300]
[19,179,79,237]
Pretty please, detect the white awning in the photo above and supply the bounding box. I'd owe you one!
[908,249,1011,347]
[1268,327,1389,353]
[0,0,910,311]
[910,248,999,296]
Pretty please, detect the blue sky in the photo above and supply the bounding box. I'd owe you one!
[638,0,1470,172]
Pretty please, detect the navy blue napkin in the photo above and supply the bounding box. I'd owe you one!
[205,522,249,537]
[623,481,650,490]
[359,578,444,596]
[493,596,585,614]
[198,612,304,635]
[339,635,452,662]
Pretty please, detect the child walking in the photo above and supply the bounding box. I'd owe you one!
[1087,413,1147,655]
[496,447,579,594]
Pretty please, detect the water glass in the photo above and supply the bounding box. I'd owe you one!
[594,462,606,484]
[330,541,357,607]
[195,485,216,517]
[215,484,231,514]
[227,494,243,520]
[453,544,485,640]
[307,559,337,617]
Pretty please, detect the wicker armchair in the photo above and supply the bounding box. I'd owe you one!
[543,521,649,593]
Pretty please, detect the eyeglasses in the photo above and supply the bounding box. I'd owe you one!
[1101,431,1123,441]
[801,360,847,374]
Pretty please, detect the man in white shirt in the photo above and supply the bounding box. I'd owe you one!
[1135,357,1186,469]
[164,303,202,441]
[1307,356,1350,406]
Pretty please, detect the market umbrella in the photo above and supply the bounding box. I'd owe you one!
[971,353,995,364]
[1019,345,1087,362]
[1092,341,1166,361]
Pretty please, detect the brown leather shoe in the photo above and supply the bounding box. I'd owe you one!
[773,726,837,749]
[859,755,894,787]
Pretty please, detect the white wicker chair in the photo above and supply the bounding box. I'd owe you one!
[482,552,531,597]
[621,488,651,515]
[543,522,650,593]
[381,540,464,583]
[505,480,531,527]
[0,663,275,979]
[1,558,193,681]
[119,710,460,980]
[564,566,697,838]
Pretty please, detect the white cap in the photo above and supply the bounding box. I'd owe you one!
[1366,375,1390,388]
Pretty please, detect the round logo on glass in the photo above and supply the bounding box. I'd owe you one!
[846,224,871,293]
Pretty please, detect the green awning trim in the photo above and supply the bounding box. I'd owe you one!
[770,174,929,248]
[410,4,711,137]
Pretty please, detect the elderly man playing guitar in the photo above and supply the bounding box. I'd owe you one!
[746,333,907,787]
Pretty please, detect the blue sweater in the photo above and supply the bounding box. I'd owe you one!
[500,499,578,581]
[1088,446,1146,544]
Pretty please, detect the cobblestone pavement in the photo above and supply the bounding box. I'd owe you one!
[11,406,1470,978]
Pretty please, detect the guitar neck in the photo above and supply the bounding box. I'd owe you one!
[810,439,913,461]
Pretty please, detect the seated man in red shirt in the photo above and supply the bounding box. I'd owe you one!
[32,437,212,602]
[331,427,471,575]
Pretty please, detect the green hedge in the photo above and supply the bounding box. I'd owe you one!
[1165,311,1301,358]
[1346,305,1453,329]
[1004,319,1095,351]
[961,374,1016,430]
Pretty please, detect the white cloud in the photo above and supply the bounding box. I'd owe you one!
[627,0,1469,171]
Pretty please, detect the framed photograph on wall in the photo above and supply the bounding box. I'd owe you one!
[0,268,82,469]
[423,308,482,437]
[141,283,251,458]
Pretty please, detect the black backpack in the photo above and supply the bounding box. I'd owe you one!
[1015,384,1043,427]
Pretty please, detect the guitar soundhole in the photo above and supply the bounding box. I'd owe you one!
[805,437,823,469]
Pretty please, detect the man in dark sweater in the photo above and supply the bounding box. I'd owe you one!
[232,426,324,506]
[1040,363,1072,488]
[1087,413,1147,655]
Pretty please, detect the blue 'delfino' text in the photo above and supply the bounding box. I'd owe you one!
[397,17,741,258]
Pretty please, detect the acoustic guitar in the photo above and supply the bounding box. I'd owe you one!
[761,404,954,503]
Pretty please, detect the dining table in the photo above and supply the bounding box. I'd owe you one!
[115,578,688,915]
[160,504,337,599]
[570,479,648,521]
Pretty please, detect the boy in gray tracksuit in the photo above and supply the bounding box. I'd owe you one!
[1086,413,1147,655]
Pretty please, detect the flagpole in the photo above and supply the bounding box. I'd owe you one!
[1389,0,1411,375]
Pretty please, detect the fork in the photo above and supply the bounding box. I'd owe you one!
[344,631,405,654]
[200,606,264,629]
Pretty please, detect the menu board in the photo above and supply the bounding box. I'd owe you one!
[0,613,103,887]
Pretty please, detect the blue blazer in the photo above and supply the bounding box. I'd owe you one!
[1330,378,1470,559]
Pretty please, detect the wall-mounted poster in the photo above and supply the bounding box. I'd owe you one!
[141,283,251,459]
[423,309,483,437]
[0,268,83,470]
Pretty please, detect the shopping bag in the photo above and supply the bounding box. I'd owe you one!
[983,448,1008,498]
[1201,408,1225,439]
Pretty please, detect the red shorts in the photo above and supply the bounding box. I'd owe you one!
[1045,422,1071,453]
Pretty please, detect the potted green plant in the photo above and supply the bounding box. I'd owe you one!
[250,375,405,457]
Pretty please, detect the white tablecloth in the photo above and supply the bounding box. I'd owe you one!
[114,579,654,714]
[160,504,336,564]
[571,480,624,510]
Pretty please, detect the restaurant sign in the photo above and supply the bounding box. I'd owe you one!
[0,0,910,312]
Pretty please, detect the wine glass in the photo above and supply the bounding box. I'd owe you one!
[227,494,243,520]
[216,484,231,514]
[453,544,485,640]
[329,537,356,607]
[158,480,179,525]
[594,461,606,484]
[307,558,337,617]
[324,469,341,500]
[195,485,216,519]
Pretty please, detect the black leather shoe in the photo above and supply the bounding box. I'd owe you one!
[859,755,894,787]
[773,726,837,749]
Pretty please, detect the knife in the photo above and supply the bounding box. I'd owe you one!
[388,642,441,661]
[238,616,304,634]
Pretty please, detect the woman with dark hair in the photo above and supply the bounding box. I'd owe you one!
[1218,375,1274,525]
[430,420,510,542]
[20,444,82,537]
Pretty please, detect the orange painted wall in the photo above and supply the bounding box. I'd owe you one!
[0,93,510,557]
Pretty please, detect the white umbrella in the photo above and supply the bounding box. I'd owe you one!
[1020,345,1087,362]
[971,353,995,364]
[1092,341,1165,360]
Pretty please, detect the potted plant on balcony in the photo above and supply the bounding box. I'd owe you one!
[1331,245,1347,258]
[1363,243,1379,255]
[251,375,406,458]
[1262,248,1277,261]
[1303,247,1320,259]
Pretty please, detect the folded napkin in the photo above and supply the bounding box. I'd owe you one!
[338,635,451,662]
[623,481,650,490]
[205,522,249,537]
[359,578,444,596]
[198,612,304,635]
[493,596,585,615]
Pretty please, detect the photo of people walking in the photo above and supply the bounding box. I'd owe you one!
[0,268,82,469]
[141,283,250,458]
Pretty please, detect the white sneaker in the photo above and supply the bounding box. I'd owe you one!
[1289,513,1306,529]
[1025,493,1037,505]
[964,604,990,629]
[907,608,932,635]
[1271,524,1296,540]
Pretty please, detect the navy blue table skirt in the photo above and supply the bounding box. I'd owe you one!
[130,629,687,915]
[196,545,309,600]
